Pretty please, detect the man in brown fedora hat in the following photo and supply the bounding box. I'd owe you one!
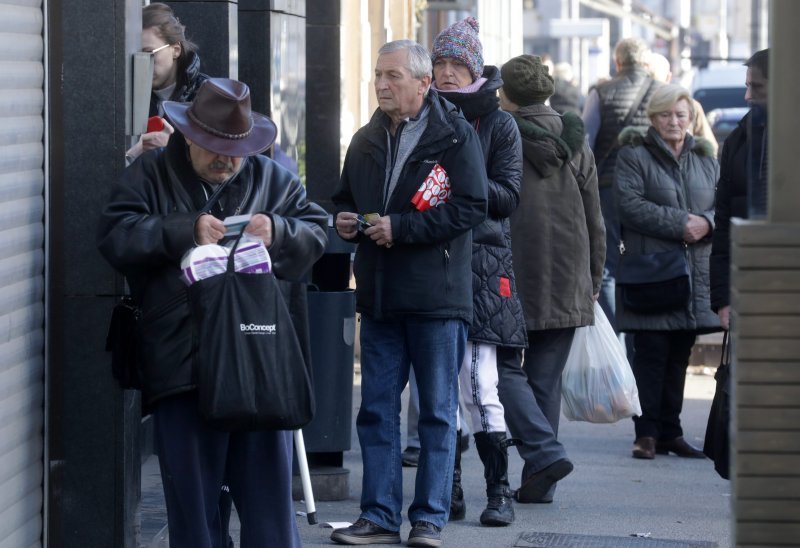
[98,77,328,548]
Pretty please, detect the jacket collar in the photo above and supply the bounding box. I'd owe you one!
[363,90,459,154]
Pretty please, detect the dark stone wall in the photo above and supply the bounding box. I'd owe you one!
[46,1,141,546]
[168,0,239,79]
[305,0,341,211]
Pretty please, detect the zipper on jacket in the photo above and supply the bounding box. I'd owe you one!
[443,245,451,294]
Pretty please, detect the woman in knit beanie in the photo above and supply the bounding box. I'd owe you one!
[497,53,606,506]
[431,16,485,86]
[499,54,555,107]
[415,16,529,527]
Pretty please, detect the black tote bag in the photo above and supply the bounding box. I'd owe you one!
[703,331,731,479]
[188,233,314,431]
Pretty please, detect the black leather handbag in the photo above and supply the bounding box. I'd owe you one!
[188,231,314,431]
[617,246,690,313]
[105,296,142,389]
[104,176,234,391]
[704,331,731,479]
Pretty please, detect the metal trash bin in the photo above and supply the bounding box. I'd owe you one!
[295,225,356,501]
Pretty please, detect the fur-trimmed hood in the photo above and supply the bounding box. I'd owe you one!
[511,104,585,177]
[618,125,717,159]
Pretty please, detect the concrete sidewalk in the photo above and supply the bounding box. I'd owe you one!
[140,369,731,547]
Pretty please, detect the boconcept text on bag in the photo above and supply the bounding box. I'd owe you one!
[616,245,690,313]
[188,231,314,431]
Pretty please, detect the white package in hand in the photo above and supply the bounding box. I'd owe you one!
[180,245,229,285]
[180,237,271,285]
[230,236,272,274]
[561,302,642,423]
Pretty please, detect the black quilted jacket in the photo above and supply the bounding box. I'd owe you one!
[436,66,527,347]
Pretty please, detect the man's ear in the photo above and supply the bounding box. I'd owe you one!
[419,75,432,95]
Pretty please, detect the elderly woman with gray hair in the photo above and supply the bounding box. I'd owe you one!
[614,84,721,460]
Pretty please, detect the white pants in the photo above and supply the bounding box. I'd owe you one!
[459,341,506,434]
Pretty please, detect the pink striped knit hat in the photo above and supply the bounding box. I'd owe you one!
[431,17,484,81]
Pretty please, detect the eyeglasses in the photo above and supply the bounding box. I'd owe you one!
[142,43,171,55]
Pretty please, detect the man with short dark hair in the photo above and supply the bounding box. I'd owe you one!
[710,49,770,331]
[98,78,328,547]
[330,39,487,547]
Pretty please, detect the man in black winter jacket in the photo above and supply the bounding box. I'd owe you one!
[710,48,770,330]
[330,39,487,548]
[97,78,327,548]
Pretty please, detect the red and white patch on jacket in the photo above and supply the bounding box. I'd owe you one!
[411,164,451,211]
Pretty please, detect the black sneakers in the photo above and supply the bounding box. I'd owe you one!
[515,458,574,503]
[330,518,401,545]
[408,521,442,547]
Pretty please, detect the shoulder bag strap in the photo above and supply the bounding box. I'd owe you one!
[198,178,234,215]
[596,77,656,174]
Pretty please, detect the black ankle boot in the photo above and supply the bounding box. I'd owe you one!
[449,429,466,521]
[474,431,515,526]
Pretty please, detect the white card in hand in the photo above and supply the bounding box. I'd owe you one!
[223,214,252,236]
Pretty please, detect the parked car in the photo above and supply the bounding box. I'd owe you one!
[706,107,749,149]
[683,63,748,113]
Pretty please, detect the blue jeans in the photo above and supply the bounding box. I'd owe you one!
[358,316,467,531]
[598,186,620,332]
[599,186,636,359]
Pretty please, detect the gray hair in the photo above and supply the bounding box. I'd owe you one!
[378,40,433,80]
[615,37,649,68]
[646,84,695,123]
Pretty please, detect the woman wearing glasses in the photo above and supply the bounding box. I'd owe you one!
[125,2,208,163]
[614,84,720,460]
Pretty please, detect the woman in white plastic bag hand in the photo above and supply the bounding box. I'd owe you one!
[614,84,721,460]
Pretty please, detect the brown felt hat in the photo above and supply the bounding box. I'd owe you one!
[163,78,277,157]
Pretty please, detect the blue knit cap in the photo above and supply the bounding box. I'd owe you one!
[431,17,484,81]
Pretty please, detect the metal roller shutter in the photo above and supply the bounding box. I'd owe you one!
[0,1,45,547]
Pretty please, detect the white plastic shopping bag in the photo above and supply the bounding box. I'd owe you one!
[561,302,642,423]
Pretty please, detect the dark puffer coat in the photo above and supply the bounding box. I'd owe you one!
[97,136,328,404]
[614,126,720,333]
[593,67,660,188]
[436,66,526,347]
[510,105,606,331]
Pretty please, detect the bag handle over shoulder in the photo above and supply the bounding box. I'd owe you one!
[595,77,656,174]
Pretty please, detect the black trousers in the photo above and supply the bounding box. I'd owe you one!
[153,391,300,548]
[631,330,696,440]
[497,328,574,489]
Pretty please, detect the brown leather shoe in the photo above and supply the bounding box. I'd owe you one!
[632,437,656,459]
[656,437,706,459]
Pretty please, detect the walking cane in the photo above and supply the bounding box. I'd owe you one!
[293,429,317,524]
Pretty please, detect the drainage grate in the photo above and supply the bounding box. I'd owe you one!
[515,532,717,548]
